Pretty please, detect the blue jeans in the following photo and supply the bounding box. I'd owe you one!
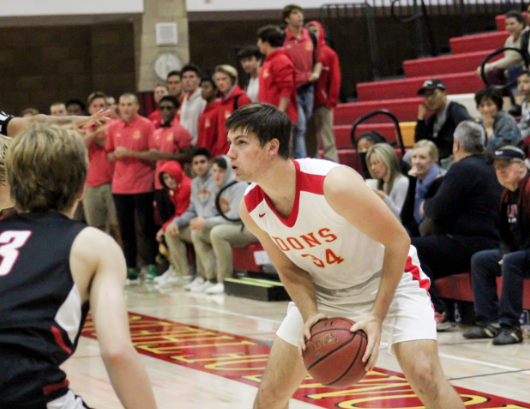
[471,248,530,328]
[293,85,314,159]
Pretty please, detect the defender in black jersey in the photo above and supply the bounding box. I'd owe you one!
[0,124,157,409]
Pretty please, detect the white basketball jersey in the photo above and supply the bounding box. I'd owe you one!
[245,159,387,290]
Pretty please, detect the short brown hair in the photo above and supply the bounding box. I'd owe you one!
[7,124,88,212]
[87,91,107,106]
[281,4,303,22]
[0,134,12,186]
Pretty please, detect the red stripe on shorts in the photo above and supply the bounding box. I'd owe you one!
[52,325,72,355]
[43,379,69,395]
[405,255,430,292]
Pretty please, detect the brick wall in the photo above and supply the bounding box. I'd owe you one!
[0,23,135,116]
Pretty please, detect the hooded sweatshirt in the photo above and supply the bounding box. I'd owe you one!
[158,161,192,232]
[305,21,341,109]
[204,156,249,228]
[173,165,216,228]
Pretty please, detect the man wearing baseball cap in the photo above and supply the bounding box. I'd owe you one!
[464,146,529,345]
[415,79,472,161]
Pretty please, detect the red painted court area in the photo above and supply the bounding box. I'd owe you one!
[81,313,530,409]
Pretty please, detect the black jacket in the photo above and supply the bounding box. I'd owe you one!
[415,101,473,160]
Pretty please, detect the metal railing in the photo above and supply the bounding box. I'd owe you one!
[480,46,530,91]
[350,110,406,157]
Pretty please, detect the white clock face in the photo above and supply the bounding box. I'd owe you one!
[154,53,182,81]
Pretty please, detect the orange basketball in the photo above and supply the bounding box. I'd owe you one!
[302,317,368,388]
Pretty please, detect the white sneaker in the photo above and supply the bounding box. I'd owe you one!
[154,266,174,283]
[205,283,224,294]
[190,280,214,293]
[184,276,205,291]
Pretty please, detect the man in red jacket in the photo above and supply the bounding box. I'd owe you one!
[305,21,341,162]
[197,77,220,152]
[257,25,298,126]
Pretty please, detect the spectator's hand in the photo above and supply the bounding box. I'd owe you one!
[350,313,383,372]
[298,313,327,356]
[482,112,495,132]
[476,63,489,77]
[190,217,206,231]
[75,109,111,129]
[499,256,504,265]
[417,103,428,121]
[373,189,387,200]
[156,229,164,243]
[167,223,180,239]
[408,166,419,178]
[420,200,425,216]
[308,72,320,83]
[114,146,129,159]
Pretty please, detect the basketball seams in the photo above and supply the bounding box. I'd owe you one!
[323,330,367,387]
[306,332,357,371]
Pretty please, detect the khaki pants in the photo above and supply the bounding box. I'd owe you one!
[191,227,217,281]
[210,224,258,282]
[83,184,118,227]
[306,106,339,162]
[165,226,195,277]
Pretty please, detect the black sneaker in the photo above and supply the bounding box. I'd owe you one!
[492,327,523,345]
[463,324,500,339]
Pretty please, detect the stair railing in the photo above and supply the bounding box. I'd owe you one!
[350,110,406,157]
[479,47,530,91]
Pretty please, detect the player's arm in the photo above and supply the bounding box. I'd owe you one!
[72,229,157,409]
[324,166,411,371]
[239,201,326,350]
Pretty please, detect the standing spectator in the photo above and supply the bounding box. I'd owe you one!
[464,147,528,345]
[106,95,119,119]
[105,93,158,282]
[65,98,86,116]
[282,4,323,158]
[476,11,528,85]
[180,64,207,145]
[82,91,120,243]
[305,21,341,162]
[415,79,472,161]
[50,102,67,117]
[167,70,183,101]
[517,70,530,138]
[151,95,192,223]
[412,121,503,330]
[148,83,170,129]
[213,65,252,156]
[475,86,523,158]
[197,77,220,152]
[366,143,409,219]
[238,46,262,103]
[256,25,298,126]
[165,148,216,288]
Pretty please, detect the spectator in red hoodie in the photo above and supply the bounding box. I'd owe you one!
[213,65,252,156]
[148,83,169,129]
[305,21,341,162]
[257,25,298,126]
[197,77,220,152]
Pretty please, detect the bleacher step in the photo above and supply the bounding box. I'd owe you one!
[224,277,290,301]
[450,31,507,54]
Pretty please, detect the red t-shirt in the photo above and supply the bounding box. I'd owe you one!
[148,109,162,129]
[105,115,156,194]
[283,27,321,88]
[259,49,298,124]
[197,100,220,152]
[86,124,115,187]
[215,86,251,156]
[153,123,192,190]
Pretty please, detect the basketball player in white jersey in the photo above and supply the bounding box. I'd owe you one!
[225,103,465,409]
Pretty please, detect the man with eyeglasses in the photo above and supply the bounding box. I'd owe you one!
[464,146,529,345]
[415,79,472,161]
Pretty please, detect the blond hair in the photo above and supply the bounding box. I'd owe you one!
[366,143,403,194]
[7,124,88,212]
[0,134,12,186]
[214,64,239,85]
[412,139,439,163]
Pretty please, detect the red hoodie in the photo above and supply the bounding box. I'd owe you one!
[259,48,298,124]
[158,161,192,232]
[306,21,341,109]
[197,100,220,152]
[215,85,252,156]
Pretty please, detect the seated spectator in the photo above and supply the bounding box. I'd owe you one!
[401,140,441,237]
[197,77,220,152]
[366,143,409,219]
[213,65,252,156]
[165,148,215,289]
[464,147,528,345]
[517,70,530,139]
[238,46,262,103]
[50,102,67,117]
[476,11,528,85]
[354,131,389,179]
[65,98,86,116]
[475,86,523,158]
[412,121,503,330]
[192,156,256,294]
[155,161,192,287]
[415,79,472,161]
[148,82,170,128]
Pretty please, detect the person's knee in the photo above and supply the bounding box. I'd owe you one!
[209,226,223,242]
[407,358,441,395]
[254,380,290,409]
[501,252,525,271]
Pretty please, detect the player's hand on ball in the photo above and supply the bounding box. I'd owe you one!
[350,313,382,372]
[298,313,328,356]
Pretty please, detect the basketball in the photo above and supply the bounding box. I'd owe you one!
[302,317,368,388]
